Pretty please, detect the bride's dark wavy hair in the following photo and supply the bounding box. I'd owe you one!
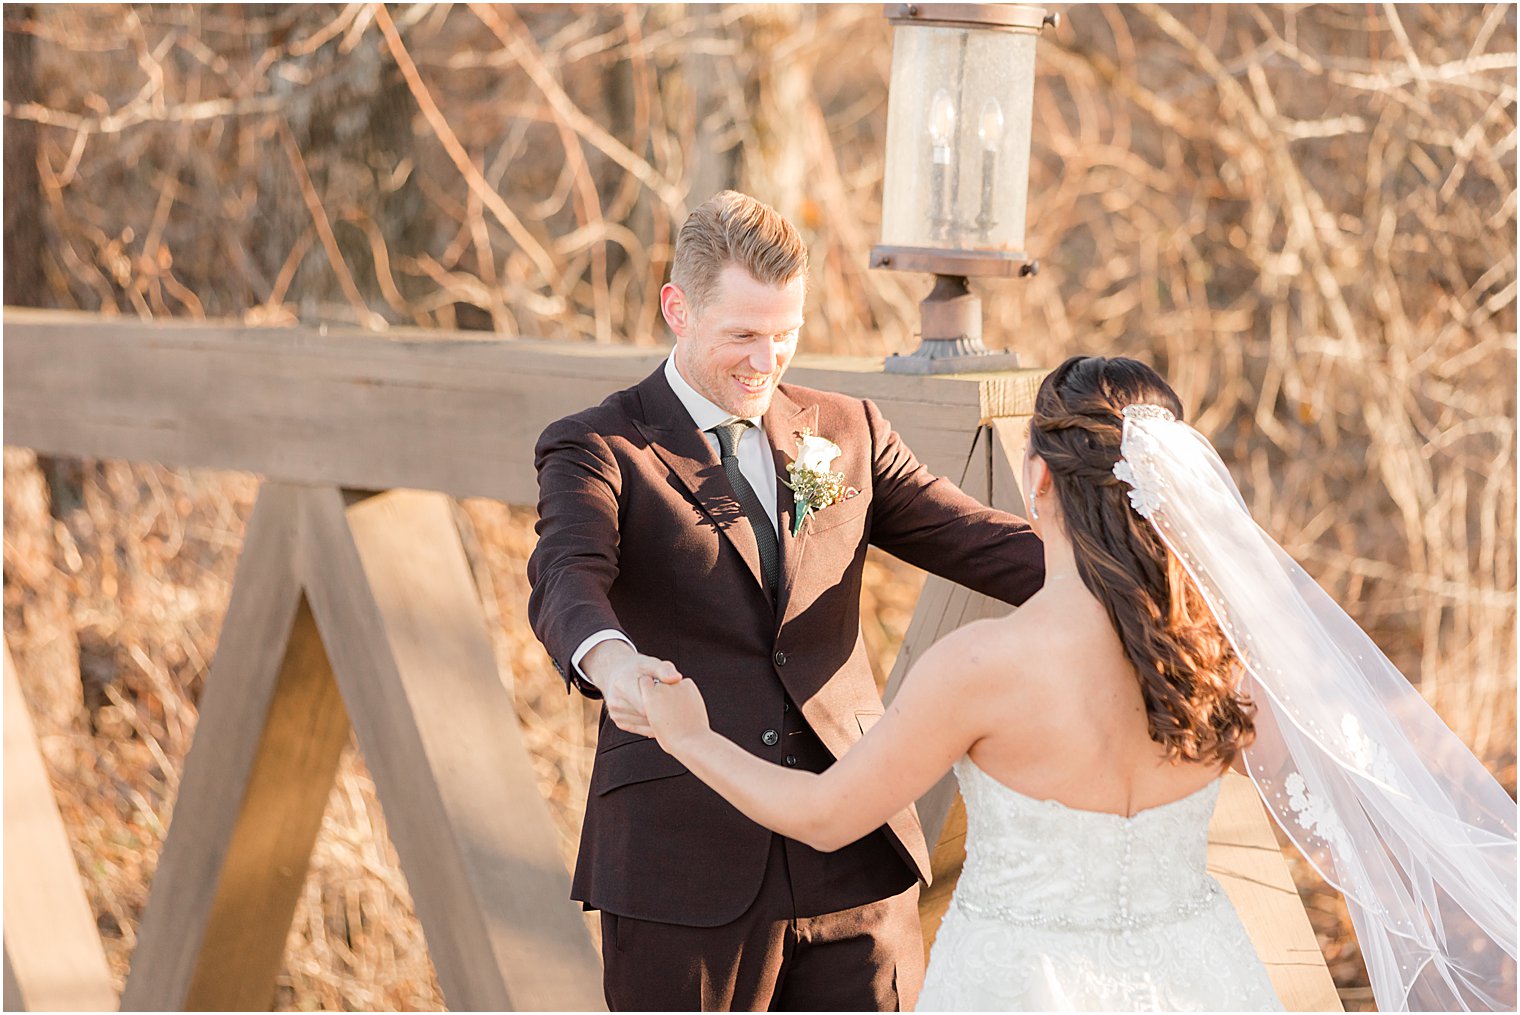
[1029,355,1254,767]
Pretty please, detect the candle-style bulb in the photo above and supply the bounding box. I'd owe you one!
[926,89,956,241]
[978,97,1004,153]
[929,89,957,150]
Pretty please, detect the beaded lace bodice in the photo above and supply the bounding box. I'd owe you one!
[917,758,1283,1011]
[951,758,1223,931]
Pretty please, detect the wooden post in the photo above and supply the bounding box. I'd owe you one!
[885,416,1033,845]
[881,415,1031,951]
[3,640,119,1013]
[123,483,604,1012]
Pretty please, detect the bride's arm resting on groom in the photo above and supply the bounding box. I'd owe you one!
[645,605,1072,853]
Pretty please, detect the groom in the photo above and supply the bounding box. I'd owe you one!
[528,191,1044,1011]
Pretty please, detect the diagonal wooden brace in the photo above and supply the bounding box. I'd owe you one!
[121,483,603,1011]
[301,486,603,1011]
[4,639,119,1013]
[121,484,348,1011]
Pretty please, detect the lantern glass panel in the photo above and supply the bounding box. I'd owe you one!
[880,24,1037,256]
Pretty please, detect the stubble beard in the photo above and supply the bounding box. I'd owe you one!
[690,354,779,420]
[728,385,775,419]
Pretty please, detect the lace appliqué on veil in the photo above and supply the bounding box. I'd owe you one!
[1341,714,1397,784]
[1284,772,1351,856]
[1112,404,1177,519]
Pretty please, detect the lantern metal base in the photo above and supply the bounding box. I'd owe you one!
[884,274,1021,374]
[884,341,1021,374]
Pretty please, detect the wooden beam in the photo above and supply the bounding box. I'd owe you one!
[3,640,119,1013]
[881,418,1031,955]
[2,309,1046,503]
[909,417,1033,846]
[122,484,344,1011]
[300,486,604,1011]
[1208,773,1343,1011]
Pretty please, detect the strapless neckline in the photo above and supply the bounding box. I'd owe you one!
[959,757,1222,823]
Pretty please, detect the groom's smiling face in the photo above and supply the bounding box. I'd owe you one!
[664,263,805,419]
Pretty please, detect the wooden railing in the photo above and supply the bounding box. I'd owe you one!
[3,308,1341,1011]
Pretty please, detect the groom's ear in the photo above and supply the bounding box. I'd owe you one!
[660,282,691,337]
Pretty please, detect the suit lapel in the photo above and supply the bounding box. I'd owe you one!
[633,369,768,595]
[763,389,818,625]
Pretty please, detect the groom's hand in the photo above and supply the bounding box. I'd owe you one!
[581,640,681,736]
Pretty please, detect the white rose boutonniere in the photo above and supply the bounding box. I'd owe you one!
[784,429,851,535]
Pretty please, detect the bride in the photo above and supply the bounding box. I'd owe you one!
[642,355,1516,1011]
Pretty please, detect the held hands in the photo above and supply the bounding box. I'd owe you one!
[581,640,681,737]
[640,675,711,757]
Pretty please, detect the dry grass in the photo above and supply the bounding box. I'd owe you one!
[3,4,1513,1011]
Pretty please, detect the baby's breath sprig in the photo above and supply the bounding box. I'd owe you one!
[783,427,848,536]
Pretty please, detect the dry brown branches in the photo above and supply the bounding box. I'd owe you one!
[4,5,1513,1010]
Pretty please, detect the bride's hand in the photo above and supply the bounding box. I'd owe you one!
[640,675,710,756]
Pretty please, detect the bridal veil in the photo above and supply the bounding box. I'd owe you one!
[1113,405,1517,1012]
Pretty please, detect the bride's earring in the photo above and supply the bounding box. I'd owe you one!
[1024,460,1040,522]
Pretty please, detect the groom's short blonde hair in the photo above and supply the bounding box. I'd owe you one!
[670,191,809,314]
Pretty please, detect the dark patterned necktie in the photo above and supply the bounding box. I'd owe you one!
[710,421,780,595]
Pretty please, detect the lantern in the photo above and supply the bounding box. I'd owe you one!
[872,4,1055,373]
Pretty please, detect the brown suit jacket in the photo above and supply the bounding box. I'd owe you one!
[527,365,1044,926]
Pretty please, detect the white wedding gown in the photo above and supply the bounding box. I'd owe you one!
[917,758,1285,1011]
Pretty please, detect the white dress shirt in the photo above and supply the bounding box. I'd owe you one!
[570,354,781,681]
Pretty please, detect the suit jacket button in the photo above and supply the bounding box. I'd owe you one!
[761,729,780,746]
[785,755,798,767]
[773,650,787,666]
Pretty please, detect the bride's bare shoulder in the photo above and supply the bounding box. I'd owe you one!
[921,597,1060,683]
[925,589,1111,695]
